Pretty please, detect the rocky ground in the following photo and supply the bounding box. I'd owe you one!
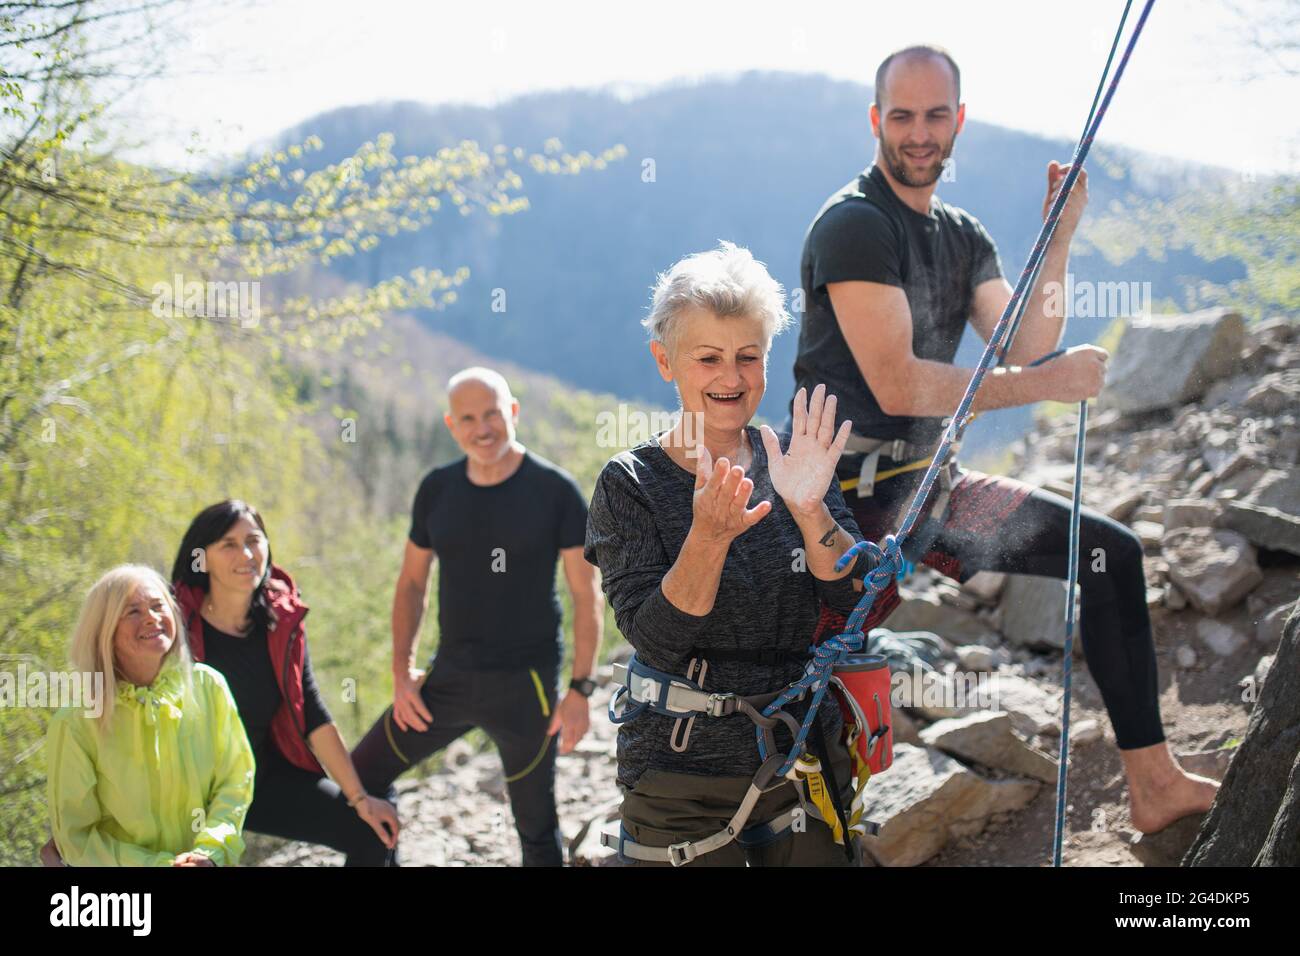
[243,687,624,867]
[246,309,1298,867]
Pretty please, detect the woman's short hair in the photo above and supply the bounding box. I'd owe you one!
[68,564,192,729]
[642,241,792,357]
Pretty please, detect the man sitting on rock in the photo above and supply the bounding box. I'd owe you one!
[789,43,1217,835]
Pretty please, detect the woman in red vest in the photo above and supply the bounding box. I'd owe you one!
[170,500,400,866]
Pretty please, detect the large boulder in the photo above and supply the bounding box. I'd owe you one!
[1163,498,1222,531]
[1102,309,1245,414]
[990,672,1065,738]
[1240,468,1300,516]
[1161,527,1263,616]
[999,575,1072,650]
[1185,604,1300,865]
[919,711,1059,783]
[1243,373,1300,415]
[886,591,992,644]
[1217,501,1300,557]
[859,743,1039,866]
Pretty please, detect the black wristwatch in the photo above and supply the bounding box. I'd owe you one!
[569,677,596,698]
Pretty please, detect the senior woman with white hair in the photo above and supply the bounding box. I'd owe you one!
[584,241,900,866]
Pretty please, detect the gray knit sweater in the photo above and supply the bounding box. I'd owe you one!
[584,425,870,789]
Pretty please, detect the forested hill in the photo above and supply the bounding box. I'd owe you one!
[271,71,1245,455]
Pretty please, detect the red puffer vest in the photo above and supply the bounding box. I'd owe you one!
[174,564,325,775]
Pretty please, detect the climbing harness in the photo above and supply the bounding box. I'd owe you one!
[604,0,1153,866]
[839,432,964,574]
[841,433,943,494]
[603,650,887,864]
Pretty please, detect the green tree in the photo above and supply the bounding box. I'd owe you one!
[1080,178,1299,320]
[0,0,622,864]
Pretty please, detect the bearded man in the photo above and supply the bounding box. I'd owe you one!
[788,44,1217,837]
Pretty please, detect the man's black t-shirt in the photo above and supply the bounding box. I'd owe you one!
[793,164,1004,448]
[408,449,589,671]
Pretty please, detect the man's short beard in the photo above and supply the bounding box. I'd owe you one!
[880,132,954,188]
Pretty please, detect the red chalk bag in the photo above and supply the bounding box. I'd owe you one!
[832,653,893,773]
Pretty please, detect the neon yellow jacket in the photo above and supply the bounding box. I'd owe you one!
[47,656,255,866]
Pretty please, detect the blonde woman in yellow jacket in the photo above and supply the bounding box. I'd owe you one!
[46,565,255,866]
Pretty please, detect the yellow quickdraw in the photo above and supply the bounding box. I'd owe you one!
[792,753,845,845]
[791,739,874,847]
[843,725,873,841]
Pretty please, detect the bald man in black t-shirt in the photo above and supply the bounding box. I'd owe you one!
[351,367,604,866]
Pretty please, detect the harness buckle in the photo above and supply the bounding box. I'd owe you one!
[704,693,736,717]
[667,841,693,867]
[857,449,881,498]
[611,661,629,685]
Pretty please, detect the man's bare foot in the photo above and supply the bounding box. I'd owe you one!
[1129,772,1218,834]
[1121,741,1219,834]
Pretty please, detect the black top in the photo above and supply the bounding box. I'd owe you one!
[408,449,589,671]
[201,617,332,757]
[584,426,868,788]
[793,164,1004,447]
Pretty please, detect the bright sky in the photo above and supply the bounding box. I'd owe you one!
[120,0,1298,175]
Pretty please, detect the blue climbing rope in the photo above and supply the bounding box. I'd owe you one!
[1054,400,1089,866]
[756,0,1158,800]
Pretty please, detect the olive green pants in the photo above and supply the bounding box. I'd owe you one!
[617,741,860,867]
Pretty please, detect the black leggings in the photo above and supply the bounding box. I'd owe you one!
[846,460,1164,751]
[350,658,563,866]
[243,745,397,866]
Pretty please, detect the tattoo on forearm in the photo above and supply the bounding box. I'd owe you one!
[818,526,838,548]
